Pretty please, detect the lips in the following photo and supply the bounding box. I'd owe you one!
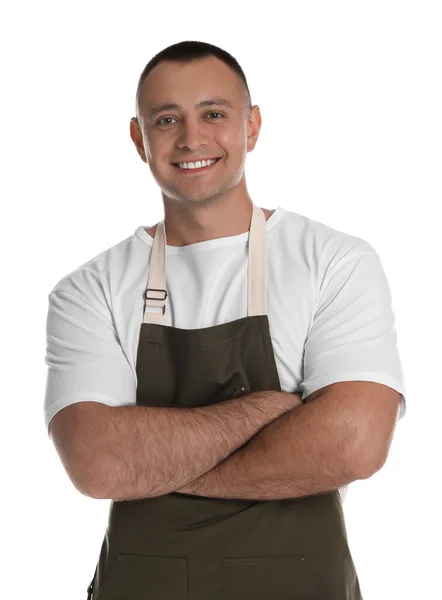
[171,157,221,167]
[171,157,222,175]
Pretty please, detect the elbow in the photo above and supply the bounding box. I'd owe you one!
[70,462,105,499]
[351,443,388,480]
[80,457,116,499]
[79,455,141,501]
[68,453,112,499]
[81,477,106,500]
[49,404,118,499]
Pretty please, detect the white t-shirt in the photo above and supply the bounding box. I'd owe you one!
[43,206,407,504]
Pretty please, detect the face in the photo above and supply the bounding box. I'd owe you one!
[130,56,261,207]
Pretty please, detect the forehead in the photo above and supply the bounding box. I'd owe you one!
[139,56,244,116]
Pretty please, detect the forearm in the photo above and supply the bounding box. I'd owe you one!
[174,396,363,501]
[89,391,293,501]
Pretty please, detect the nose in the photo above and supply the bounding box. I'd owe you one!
[177,117,209,152]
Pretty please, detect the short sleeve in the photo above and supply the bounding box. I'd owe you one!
[43,290,137,437]
[301,244,407,420]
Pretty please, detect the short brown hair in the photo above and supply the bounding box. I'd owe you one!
[135,40,252,119]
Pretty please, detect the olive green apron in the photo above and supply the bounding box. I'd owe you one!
[87,203,363,599]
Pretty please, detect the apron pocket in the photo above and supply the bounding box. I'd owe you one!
[222,556,319,600]
[95,553,188,600]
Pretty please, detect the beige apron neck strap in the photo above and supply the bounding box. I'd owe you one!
[142,203,267,324]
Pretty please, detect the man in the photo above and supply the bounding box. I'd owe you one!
[44,40,406,599]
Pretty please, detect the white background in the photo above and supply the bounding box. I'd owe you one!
[1,1,440,598]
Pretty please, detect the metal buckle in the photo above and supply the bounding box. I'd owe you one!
[144,288,167,316]
[144,288,168,301]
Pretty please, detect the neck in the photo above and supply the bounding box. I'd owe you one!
[146,201,275,247]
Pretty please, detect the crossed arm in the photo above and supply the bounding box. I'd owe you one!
[172,381,402,501]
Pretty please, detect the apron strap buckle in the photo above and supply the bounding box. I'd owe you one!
[144,288,168,301]
[144,288,168,315]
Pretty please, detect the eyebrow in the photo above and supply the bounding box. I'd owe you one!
[147,97,234,120]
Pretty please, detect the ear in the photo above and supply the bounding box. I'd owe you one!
[129,117,147,163]
[246,105,262,153]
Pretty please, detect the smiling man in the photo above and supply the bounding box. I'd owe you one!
[44,40,406,600]
[129,50,269,246]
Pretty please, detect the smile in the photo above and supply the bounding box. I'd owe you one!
[172,157,221,174]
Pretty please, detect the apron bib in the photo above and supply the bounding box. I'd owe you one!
[87,203,363,599]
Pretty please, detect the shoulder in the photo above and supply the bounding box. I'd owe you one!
[275,208,376,271]
[48,231,136,314]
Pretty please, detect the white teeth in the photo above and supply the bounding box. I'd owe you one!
[179,158,217,169]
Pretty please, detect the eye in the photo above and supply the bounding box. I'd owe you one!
[157,116,177,126]
[156,112,225,126]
